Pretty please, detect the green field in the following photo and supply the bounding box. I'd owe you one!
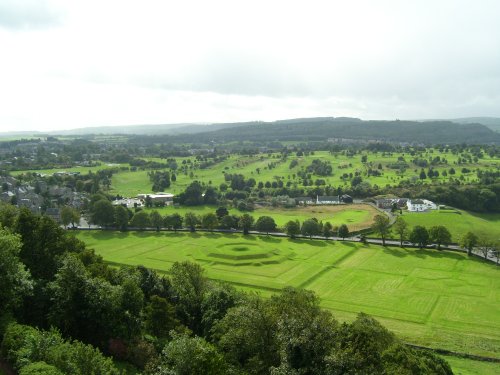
[145,203,380,231]
[401,209,500,242]
[102,150,500,197]
[441,355,500,375]
[77,231,500,361]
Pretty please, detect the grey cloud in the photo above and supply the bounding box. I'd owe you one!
[0,0,63,30]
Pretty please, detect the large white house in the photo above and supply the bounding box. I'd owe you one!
[407,199,438,212]
[137,192,175,205]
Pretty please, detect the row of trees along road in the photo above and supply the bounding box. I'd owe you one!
[89,197,354,238]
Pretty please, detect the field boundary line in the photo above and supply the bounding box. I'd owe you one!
[405,343,500,363]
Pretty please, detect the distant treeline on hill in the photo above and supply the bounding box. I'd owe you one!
[132,118,500,145]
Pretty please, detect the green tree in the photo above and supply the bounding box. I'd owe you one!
[201,283,240,340]
[184,212,199,232]
[270,288,337,374]
[371,214,391,246]
[476,237,496,259]
[0,202,18,228]
[215,207,229,219]
[19,362,64,375]
[144,295,179,338]
[214,296,279,374]
[130,211,151,230]
[460,231,478,256]
[201,212,218,232]
[239,214,254,235]
[301,218,320,239]
[284,220,301,239]
[60,206,80,228]
[409,225,429,248]
[323,221,334,238]
[338,223,349,240]
[150,210,163,232]
[114,205,129,231]
[164,213,183,232]
[393,217,409,246]
[170,261,208,335]
[429,225,452,250]
[255,215,277,235]
[153,333,228,375]
[0,229,33,313]
[91,199,115,227]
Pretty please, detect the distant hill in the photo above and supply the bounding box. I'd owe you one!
[2,117,499,144]
[165,118,500,145]
[449,117,500,132]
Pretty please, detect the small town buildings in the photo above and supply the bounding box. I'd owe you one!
[137,192,174,205]
[341,194,353,203]
[316,195,341,204]
[295,196,315,205]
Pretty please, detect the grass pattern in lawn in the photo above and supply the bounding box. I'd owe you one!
[77,231,500,360]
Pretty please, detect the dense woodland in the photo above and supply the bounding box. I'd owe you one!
[0,206,454,374]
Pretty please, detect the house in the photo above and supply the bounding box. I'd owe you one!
[137,192,174,205]
[316,195,340,204]
[341,194,353,203]
[376,199,394,209]
[295,196,315,205]
[407,199,437,212]
[407,199,426,212]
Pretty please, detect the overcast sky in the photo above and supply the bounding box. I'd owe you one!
[0,0,499,132]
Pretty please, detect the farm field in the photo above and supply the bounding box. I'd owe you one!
[400,209,500,242]
[144,203,380,231]
[77,231,500,361]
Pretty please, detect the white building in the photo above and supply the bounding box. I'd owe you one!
[407,199,438,212]
[137,192,174,205]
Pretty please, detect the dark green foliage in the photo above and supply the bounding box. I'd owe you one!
[1,323,119,375]
[409,226,430,248]
[255,215,277,234]
[164,213,183,231]
[149,170,170,191]
[284,220,301,239]
[144,296,180,339]
[114,205,129,231]
[150,333,228,375]
[184,212,199,232]
[19,362,63,375]
[201,283,240,340]
[239,214,254,235]
[177,181,204,206]
[170,262,208,336]
[429,226,452,249]
[306,159,333,176]
[338,224,349,239]
[90,199,115,227]
[301,218,320,239]
[0,229,32,313]
[130,210,151,230]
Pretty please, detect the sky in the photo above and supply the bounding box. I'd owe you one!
[0,0,499,132]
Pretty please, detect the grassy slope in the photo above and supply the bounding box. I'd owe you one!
[77,231,500,360]
[400,209,500,242]
[441,355,500,375]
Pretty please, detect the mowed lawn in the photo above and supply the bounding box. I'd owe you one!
[400,209,500,242]
[77,231,500,360]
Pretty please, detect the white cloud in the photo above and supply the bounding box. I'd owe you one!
[0,0,499,131]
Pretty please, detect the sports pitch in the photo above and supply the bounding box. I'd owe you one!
[77,231,500,359]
